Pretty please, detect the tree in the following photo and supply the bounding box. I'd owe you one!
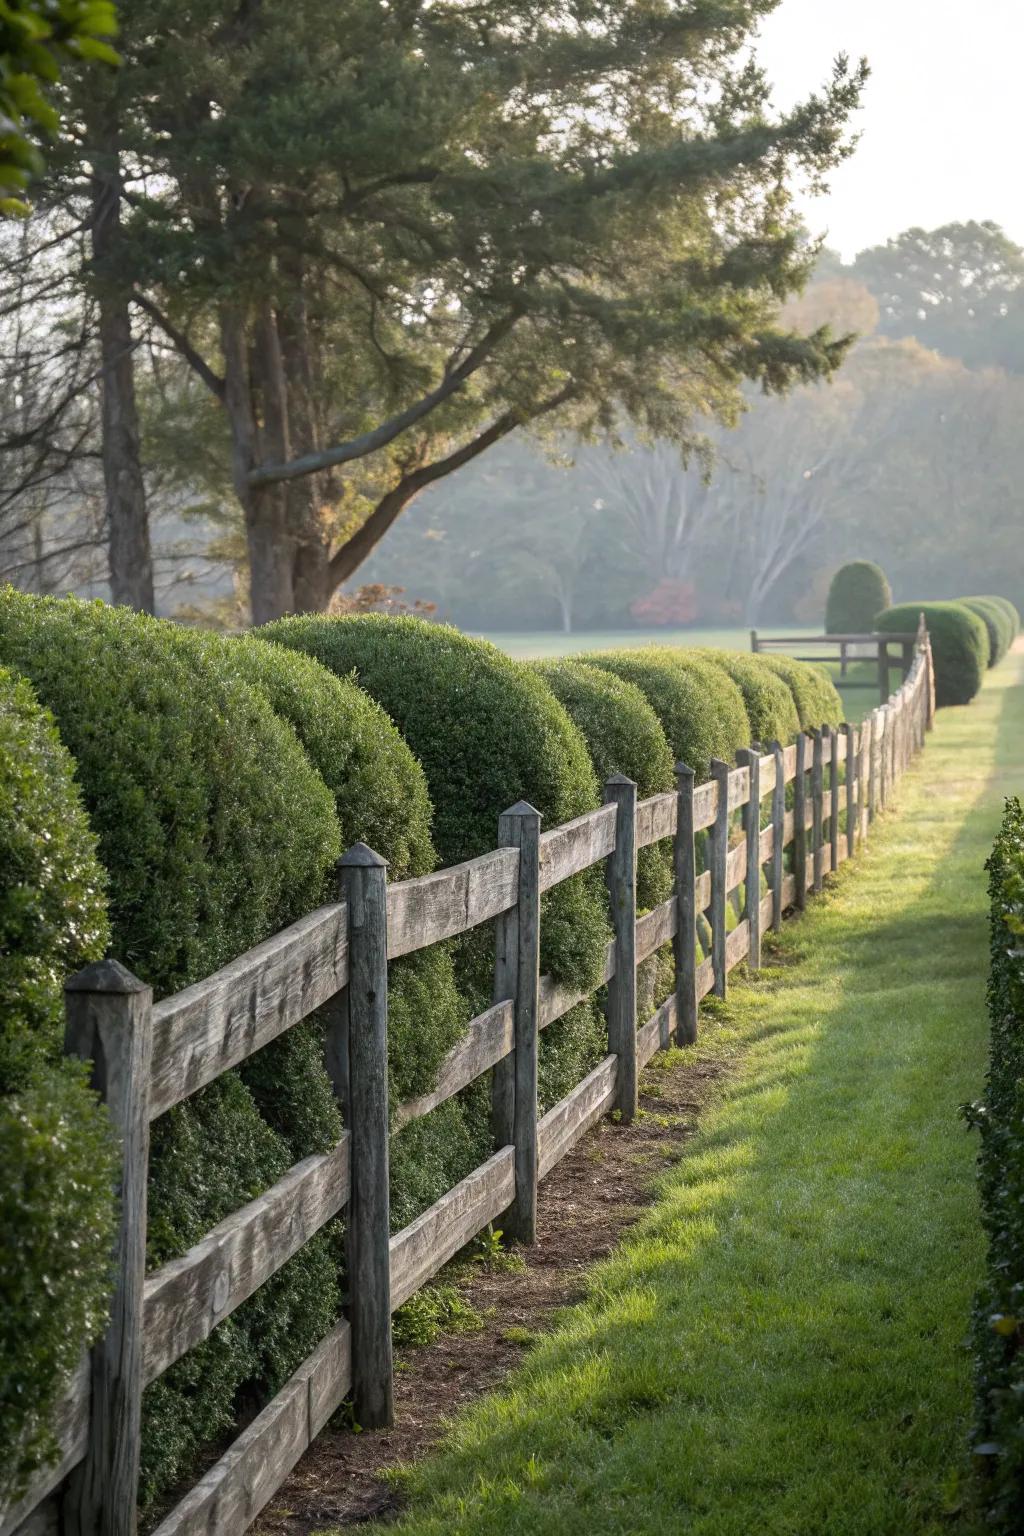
[70,0,866,621]
[853,222,1024,373]
[1,0,118,214]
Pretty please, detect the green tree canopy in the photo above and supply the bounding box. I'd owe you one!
[65,0,866,619]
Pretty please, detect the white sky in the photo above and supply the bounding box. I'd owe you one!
[756,0,1024,261]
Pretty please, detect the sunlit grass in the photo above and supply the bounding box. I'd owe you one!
[341,657,1023,1536]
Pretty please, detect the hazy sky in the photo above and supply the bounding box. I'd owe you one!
[757,0,1024,261]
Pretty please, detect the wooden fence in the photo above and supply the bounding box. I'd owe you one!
[750,628,920,700]
[3,630,935,1536]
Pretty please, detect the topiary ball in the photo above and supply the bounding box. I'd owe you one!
[825,560,892,635]
[877,602,987,707]
[958,598,1013,667]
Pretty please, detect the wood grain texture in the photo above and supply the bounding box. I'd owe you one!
[709,759,731,1000]
[637,995,678,1070]
[693,781,718,831]
[539,803,616,893]
[758,753,777,794]
[393,1002,514,1132]
[635,790,676,849]
[143,1137,351,1386]
[636,896,678,965]
[725,839,747,895]
[150,1323,351,1536]
[493,804,541,1245]
[737,748,761,970]
[604,777,638,1120]
[781,872,797,908]
[389,1148,515,1311]
[338,846,393,1429]
[793,734,808,911]
[64,960,152,1536]
[696,956,715,1002]
[727,766,750,810]
[725,920,750,971]
[386,847,518,959]
[759,824,774,862]
[782,743,798,780]
[537,1055,618,1181]
[149,906,348,1121]
[673,763,698,1046]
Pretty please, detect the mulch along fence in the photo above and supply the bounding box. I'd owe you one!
[4,629,935,1536]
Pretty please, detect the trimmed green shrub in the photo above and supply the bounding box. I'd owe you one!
[969,798,1024,1527]
[825,560,891,634]
[531,659,675,910]
[0,665,114,1503]
[264,616,611,1110]
[959,598,1014,667]
[578,648,750,777]
[985,596,1021,640]
[0,591,344,1510]
[687,649,801,747]
[755,654,844,731]
[877,602,987,708]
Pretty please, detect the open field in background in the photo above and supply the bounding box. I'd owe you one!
[477,628,883,723]
[359,655,1024,1536]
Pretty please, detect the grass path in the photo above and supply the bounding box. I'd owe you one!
[376,656,1024,1536]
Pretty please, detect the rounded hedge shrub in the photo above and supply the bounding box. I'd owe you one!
[0,665,114,1502]
[755,654,844,731]
[264,616,612,1110]
[877,601,988,707]
[531,659,675,910]
[0,591,345,1510]
[959,598,1014,667]
[578,648,750,776]
[687,649,801,747]
[985,595,1021,640]
[825,560,892,634]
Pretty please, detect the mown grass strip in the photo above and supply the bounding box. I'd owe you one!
[363,657,1023,1536]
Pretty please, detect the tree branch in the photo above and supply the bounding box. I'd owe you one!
[132,292,227,400]
[249,311,521,488]
[327,382,575,588]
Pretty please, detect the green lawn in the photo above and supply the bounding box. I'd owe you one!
[368,655,1024,1536]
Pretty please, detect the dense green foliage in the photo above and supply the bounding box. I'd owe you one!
[877,602,987,708]
[971,798,1024,1528]
[578,649,750,776]
[959,598,1015,667]
[265,614,609,1110]
[0,665,109,1089]
[755,654,844,731]
[687,649,801,747]
[986,596,1021,640]
[0,664,114,1502]
[825,560,892,635]
[0,591,345,1508]
[532,659,675,911]
[1,0,118,213]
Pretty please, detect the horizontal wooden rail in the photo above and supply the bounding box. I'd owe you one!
[539,804,616,893]
[386,846,519,958]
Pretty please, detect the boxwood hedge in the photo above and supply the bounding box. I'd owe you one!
[755,653,844,731]
[986,596,1021,640]
[578,648,750,776]
[264,616,611,1109]
[959,598,1014,667]
[877,602,987,707]
[970,798,1024,1528]
[0,665,114,1503]
[687,649,801,747]
[0,592,345,1510]
[825,560,891,635]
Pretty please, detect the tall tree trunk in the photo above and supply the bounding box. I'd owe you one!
[89,101,154,613]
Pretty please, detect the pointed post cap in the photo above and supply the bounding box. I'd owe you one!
[604,772,636,789]
[338,842,388,869]
[65,957,150,995]
[674,760,695,781]
[500,799,541,820]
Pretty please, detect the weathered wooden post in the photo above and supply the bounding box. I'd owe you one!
[793,733,808,909]
[337,843,393,1429]
[749,629,759,654]
[829,725,841,871]
[877,706,889,809]
[604,775,638,1120]
[770,741,785,930]
[64,959,153,1536]
[877,638,889,705]
[867,710,879,823]
[491,801,541,1244]
[811,729,824,894]
[736,748,761,970]
[673,762,698,1046]
[709,758,730,997]
[843,722,857,858]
